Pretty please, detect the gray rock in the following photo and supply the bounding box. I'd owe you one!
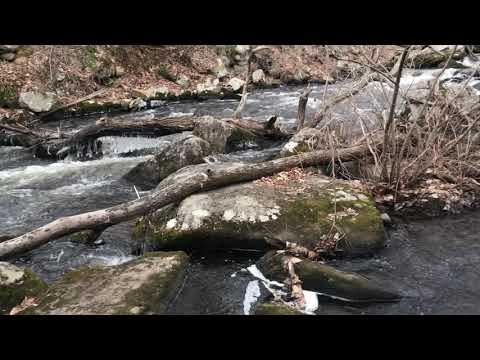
[123,134,212,190]
[0,45,19,54]
[196,78,221,97]
[23,252,189,315]
[227,77,245,92]
[256,252,401,303]
[294,68,310,83]
[175,74,190,88]
[1,52,15,61]
[192,116,258,153]
[19,91,58,113]
[0,262,47,314]
[380,213,392,224]
[141,167,386,256]
[252,69,266,84]
[280,127,323,156]
[211,58,228,79]
[235,45,250,56]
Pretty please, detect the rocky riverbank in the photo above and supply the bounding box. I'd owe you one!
[0,45,400,120]
[2,45,480,315]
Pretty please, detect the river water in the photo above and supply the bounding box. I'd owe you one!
[2,75,480,315]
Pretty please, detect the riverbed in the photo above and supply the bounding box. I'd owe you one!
[2,77,480,315]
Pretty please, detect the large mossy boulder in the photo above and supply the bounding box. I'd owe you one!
[0,262,47,315]
[192,116,259,153]
[123,134,211,190]
[256,251,401,303]
[136,166,386,256]
[22,251,188,315]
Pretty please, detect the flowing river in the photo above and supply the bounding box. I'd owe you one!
[2,72,480,314]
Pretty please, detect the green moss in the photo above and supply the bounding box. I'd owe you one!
[114,251,189,315]
[83,45,98,70]
[156,65,176,82]
[254,302,304,315]
[0,268,47,315]
[0,84,19,108]
[143,182,385,256]
[24,252,189,315]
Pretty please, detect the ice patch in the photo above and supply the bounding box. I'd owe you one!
[303,290,319,313]
[166,219,177,229]
[223,209,235,221]
[243,280,261,315]
[283,141,299,153]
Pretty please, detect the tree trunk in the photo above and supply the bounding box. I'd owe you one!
[0,137,381,260]
[296,87,312,132]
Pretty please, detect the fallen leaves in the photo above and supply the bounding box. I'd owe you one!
[254,168,308,187]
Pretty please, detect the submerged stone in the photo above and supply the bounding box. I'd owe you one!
[123,134,211,190]
[0,262,47,315]
[256,251,401,303]
[22,251,189,315]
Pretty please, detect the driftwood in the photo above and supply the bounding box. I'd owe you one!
[0,136,381,260]
[310,72,373,128]
[233,46,273,119]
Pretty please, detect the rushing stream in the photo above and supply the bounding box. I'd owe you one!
[2,72,480,314]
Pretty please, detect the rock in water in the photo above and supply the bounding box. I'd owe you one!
[256,251,401,303]
[0,262,47,315]
[137,165,386,256]
[227,77,245,92]
[22,252,189,315]
[192,116,259,153]
[252,69,266,84]
[123,134,211,190]
[253,301,304,315]
[211,58,228,79]
[19,91,57,113]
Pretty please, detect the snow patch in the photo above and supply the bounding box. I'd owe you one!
[243,280,261,315]
[166,219,177,229]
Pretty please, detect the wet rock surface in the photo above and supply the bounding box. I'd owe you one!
[23,251,188,315]
[0,262,47,314]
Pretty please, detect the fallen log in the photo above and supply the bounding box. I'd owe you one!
[2,115,288,159]
[0,136,381,260]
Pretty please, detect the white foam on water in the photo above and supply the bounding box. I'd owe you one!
[0,156,147,190]
[85,254,135,266]
[243,280,261,315]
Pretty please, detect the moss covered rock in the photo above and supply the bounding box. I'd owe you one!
[256,251,401,303]
[22,251,188,315]
[0,262,47,315]
[123,134,211,190]
[138,169,386,256]
[253,301,304,315]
